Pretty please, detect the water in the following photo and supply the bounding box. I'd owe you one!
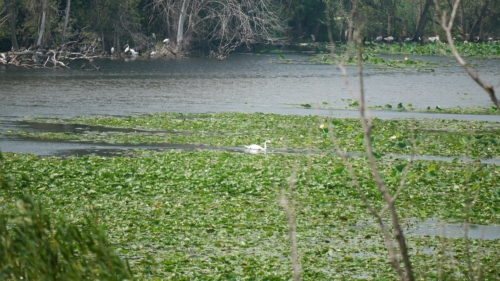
[1,53,500,155]
[357,218,500,240]
[1,53,499,118]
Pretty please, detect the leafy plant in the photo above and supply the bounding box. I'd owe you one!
[0,195,133,281]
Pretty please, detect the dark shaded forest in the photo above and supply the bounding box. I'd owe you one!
[1,0,499,56]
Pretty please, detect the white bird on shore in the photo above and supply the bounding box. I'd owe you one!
[150,51,157,56]
[124,44,130,54]
[404,37,411,42]
[384,36,394,42]
[376,36,382,41]
[130,49,139,56]
[245,140,271,151]
[111,47,115,55]
[163,38,170,44]
[428,35,439,43]
[0,53,5,59]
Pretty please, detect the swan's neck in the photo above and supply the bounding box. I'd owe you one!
[263,142,267,150]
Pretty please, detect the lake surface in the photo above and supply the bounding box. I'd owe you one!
[1,53,499,118]
[1,53,500,154]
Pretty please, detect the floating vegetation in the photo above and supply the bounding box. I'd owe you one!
[305,52,444,69]
[5,112,500,159]
[289,102,500,116]
[365,41,500,58]
[2,146,500,279]
[2,110,500,279]
[268,41,499,69]
[303,41,500,58]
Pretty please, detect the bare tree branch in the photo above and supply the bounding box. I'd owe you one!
[153,0,285,58]
[325,1,415,280]
[433,0,499,109]
[279,175,302,281]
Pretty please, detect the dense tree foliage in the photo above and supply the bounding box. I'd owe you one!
[0,0,499,54]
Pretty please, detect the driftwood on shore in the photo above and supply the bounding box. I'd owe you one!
[0,39,181,70]
[0,46,104,70]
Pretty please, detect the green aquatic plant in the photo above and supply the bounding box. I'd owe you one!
[1,149,499,279]
[365,41,500,58]
[316,52,441,69]
[6,112,500,158]
[2,111,500,279]
[296,102,500,115]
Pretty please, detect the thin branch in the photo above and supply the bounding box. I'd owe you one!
[433,0,499,109]
[279,176,302,281]
[326,121,404,278]
[326,2,415,279]
[379,159,412,217]
[326,10,412,281]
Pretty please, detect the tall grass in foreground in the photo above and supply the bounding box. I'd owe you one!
[0,151,132,281]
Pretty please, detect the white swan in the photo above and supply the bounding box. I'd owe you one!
[124,44,130,54]
[111,47,115,55]
[245,140,270,151]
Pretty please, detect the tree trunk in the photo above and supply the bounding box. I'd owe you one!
[62,0,71,41]
[387,13,392,36]
[176,0,190,53]
[312,22,320,41]
[94,0,105,51]
[395,17,407,38]
[479,17,484,41]
[459,0,466,37]
[294,11,302,38]
[4,0,19,50]
[468,0,490,42]
[116,30,120,52]
[402,19,408,37]
[37,0,49,47]
[412,0,432,41]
